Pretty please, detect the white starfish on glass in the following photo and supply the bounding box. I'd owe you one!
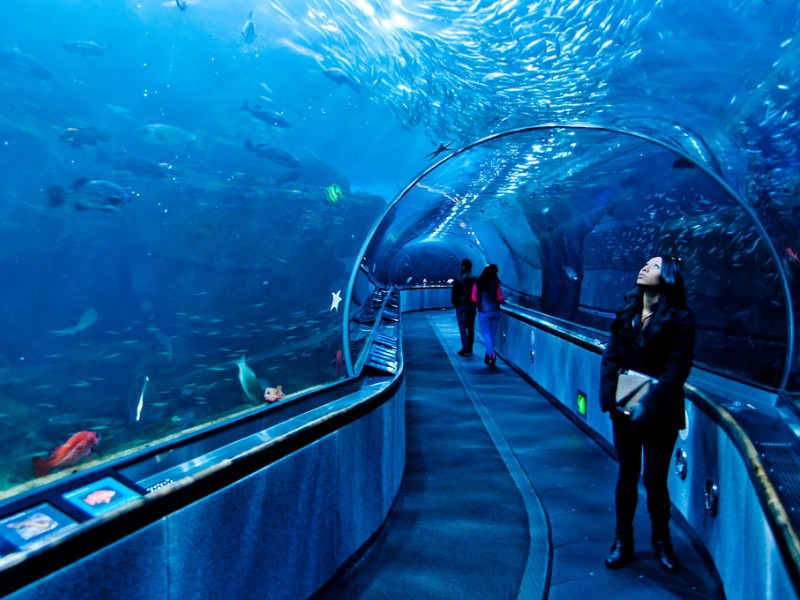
[330,290,342,311]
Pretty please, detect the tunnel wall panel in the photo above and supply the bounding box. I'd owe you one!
[5,523,169,600]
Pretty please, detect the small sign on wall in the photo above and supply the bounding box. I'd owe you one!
[63,477,140,518]
[577,390,588,420]
[0,503,78,551]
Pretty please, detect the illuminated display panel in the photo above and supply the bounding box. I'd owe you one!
[0,503,78,551]
[62,477,141,518]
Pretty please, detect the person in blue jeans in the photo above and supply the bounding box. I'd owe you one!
[451,258,477,356]
[472,264,504,367]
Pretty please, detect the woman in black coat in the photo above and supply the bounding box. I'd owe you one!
[600,256,695,574]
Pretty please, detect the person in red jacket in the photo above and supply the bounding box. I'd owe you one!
[472,264,505,367]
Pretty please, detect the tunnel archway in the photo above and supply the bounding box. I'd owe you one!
[355,124,797,391]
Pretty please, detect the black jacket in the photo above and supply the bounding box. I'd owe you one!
[600,307,695,429]
[452,274,476,307]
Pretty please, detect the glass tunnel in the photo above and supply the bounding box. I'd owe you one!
[358,124,797,390]
[1,2,800,594]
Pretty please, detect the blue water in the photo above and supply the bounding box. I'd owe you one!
[0,1,798,492]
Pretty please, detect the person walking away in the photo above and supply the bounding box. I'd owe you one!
[472,264,504,367]
[452,258,477,356]
[599,255,695,574]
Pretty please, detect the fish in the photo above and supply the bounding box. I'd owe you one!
[242,101,290,127]
[61,41,108,58]
[137,123,197,145]
[104,103,132,117]
[235,355,263,403]
[325,184,343,204]
[32,431,101,477]
[322,67,359,92]
[51,308,98,336]
[263,385,285,403]
[241,11,256,44]
[102,152,170,178]
[58,126,110,149]
[46,178,131,212]
[425,142,453,159]
[672,157,696,169]
[330,349,344,374]
[134,376,149,422]
[244,140,300,169]
[152,329,174,359]
[84,489,116,505]
[0,47,54,80]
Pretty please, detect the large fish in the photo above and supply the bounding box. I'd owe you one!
[0,47,54,80]
[242,101,290,128]
[241,11,256,44]
[105,153,169,178]
[322,67,359,93]
[235,355,263,403]
[51,308,98,336]
[32,431,101,477]
[244,140,300,169]
[58,126,110,149]
[61,41,108,58]
[47,178,131,212]
[137,123,197,145]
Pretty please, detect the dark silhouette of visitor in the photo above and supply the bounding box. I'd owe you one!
[451,258,477,356]
[472,264,504,367]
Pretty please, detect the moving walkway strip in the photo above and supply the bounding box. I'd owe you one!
[429,315,550,600]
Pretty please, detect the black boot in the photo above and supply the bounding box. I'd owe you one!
[604,536,634,569]
[653,540,681,573]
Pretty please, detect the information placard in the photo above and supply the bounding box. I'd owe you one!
[63,476,140,517]
[0,503,78,550]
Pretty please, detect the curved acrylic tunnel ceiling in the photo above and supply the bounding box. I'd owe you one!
[360,125,796,391]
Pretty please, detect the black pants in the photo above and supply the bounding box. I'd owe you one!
[455,305,476,351]
[612,416,679,542]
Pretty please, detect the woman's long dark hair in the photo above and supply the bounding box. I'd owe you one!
[476,264,500,293]
[613,256,688,338]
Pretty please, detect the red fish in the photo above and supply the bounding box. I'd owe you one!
[330,349,344,375]
[32,431,101,477]
[263,385,285,403]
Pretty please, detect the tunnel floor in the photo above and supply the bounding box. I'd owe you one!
[317,311,724,599]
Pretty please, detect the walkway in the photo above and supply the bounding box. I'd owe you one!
[317,311,724,599]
